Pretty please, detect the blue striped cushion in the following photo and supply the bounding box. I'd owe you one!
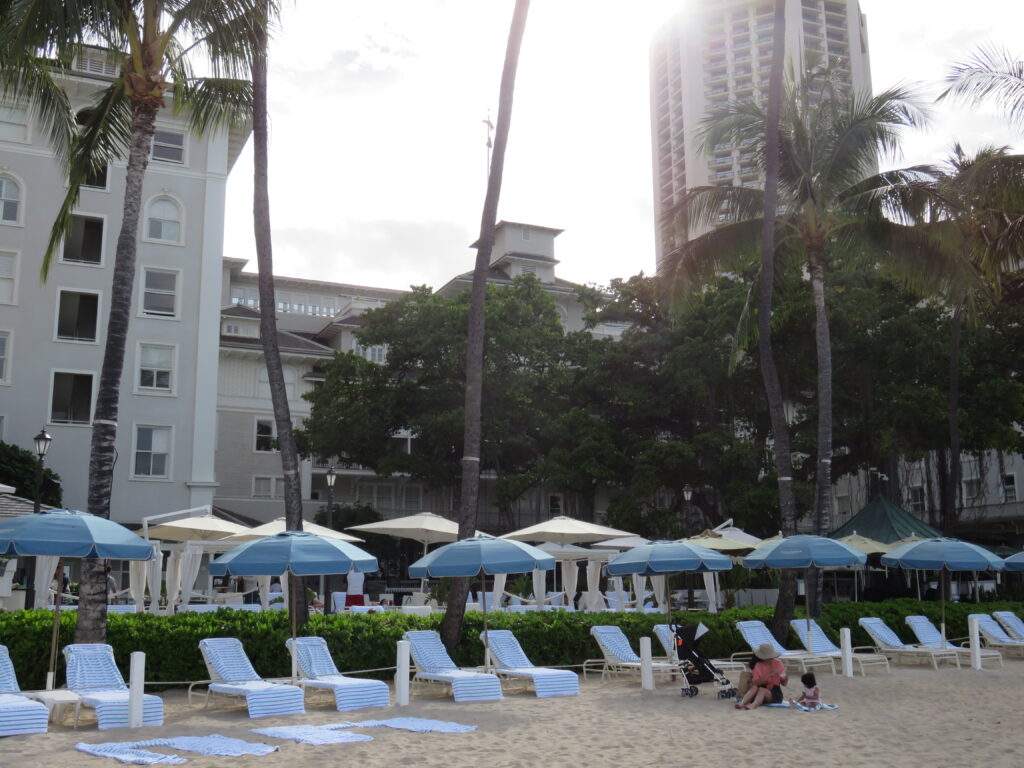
[483,631,532,668]
[413,671,502,702]
[790,619,840,655]
[208,681,305,718]
[403,631,457,673]
[0,693,48,736]
[200,638,260,682]
[858,618,908,649]
[590,626,640,663]
[64,644,128,691]
[306,676,391,711]
[0,646,22,694]
[736,620,798,655]
[288,637,338,679]
[78,690,164,730]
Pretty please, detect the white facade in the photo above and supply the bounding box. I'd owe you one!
[650,0,872,272]
[0,64,247,523]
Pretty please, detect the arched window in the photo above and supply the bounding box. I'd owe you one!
[0,175,21,223]
[146,196,181,243]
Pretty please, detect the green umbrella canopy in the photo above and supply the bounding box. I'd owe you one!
[830,495,940,544]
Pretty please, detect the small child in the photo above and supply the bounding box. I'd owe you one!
[791,672,821,709]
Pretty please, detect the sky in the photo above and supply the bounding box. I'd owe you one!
[220,1,1024,293]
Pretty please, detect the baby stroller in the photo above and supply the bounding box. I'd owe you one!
[672,623,737,699]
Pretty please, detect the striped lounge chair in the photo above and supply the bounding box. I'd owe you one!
[402,630,502,702]
[857,617,959,670]
[735,620,836,675]
[789,619,890,675]
[480,630,579,697]
[968,614,1024,658]
[63,644,163,730]
[993,611,1024,642]
[286,636,390,711]
[905,615,1003,668]
[584,625,678,680]
[652,624,747,675]
[196,638,305,718]
[0,645,48,736]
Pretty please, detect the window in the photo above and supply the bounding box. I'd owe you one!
[834,492,852,518]
[134,426,170,478]
[1003,474,1017,503]
[0,176,21,223]
[151,130,184,163]
[356,483,395,510]
[548,493,564,516]
[141,268,177,317]
[354,342,386,364]
[0,251,16,304]
[83,165,108,190]
[138,343,174,392]
[62,214,104,264]
[0,331,8,384]
[224,323,241,335]
[253,476,284,498]
[50,372,93,425]
[0,106,28,142]
[963,477,982,503]
[146,197,181,243]
[56,290,99,342]
[404,485,422,512]
[908,486,925,514]
[521,264,537,275]
[255,418,275,452]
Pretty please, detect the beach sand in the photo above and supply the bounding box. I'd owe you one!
[3,661,1023,768]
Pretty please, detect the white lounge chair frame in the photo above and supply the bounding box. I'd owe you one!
[857,617,959,670]
[734,620,836,675]
[993,611,1024,642]
[789,619,890,676]
[192,638,305,718]
[905,615,1003,668]
[652,624,747,675]
[286,636,390,710]
[63,644,164,730]
[583,625,679,680]
[480,630,579,697]
[402,630,503,702]
[969,613,1024,658]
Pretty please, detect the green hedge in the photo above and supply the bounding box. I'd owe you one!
[1,600,1020,690]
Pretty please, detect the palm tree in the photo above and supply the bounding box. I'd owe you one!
[442,0,531,651]
[250,0,306,625]
[664,66,929,616]
[941,45,1024,132]
[0,1,259,642]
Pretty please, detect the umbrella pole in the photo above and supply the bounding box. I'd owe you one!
[940,572,946,646]
[481,568,490,672]
[806,567,812,652]
[291,572,298,682]
[47,557,63,690]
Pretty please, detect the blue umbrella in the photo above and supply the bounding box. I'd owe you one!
[0,509,155,690]
[881,537,1005,641]
[209,530,378,576]
[1005,552,1024,572]
[605,540,733,627]
[408,536,554,669]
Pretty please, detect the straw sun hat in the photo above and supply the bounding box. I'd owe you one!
[754,642,780,660]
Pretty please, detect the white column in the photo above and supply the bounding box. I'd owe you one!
[395,640,411,706]
[968,616,982,670]
[839,627,854,678]
[128,652,146,728]
[640,637,654,691]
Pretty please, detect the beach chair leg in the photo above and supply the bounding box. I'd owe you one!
[73,701,81,730]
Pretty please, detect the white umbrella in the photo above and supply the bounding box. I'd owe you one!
[535,542,591,560]
[145,514,251,542]
[502,516,634,546]
[591,535,651,550]
[228,516,364,543]
[581,559,606,611]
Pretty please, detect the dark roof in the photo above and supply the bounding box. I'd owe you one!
[222,305,261,319]
[830,495,942,543]
[220,328,334,356]
[0,494,56,519]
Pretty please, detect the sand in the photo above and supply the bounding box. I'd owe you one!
[3,661,1023,768]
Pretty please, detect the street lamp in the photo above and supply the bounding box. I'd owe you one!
[25,429,52,609]
[682,484,693,503]
[325,465,337,529]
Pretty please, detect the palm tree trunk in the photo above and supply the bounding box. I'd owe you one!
[253,3,307,624]
[75,100,159,644]
[944,309,962,534]
[761,0,799,643]
[441,0,530,651]
[809,249,833,618]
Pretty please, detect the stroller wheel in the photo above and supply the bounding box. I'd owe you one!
[681,687,694,698]
[728,688,738,698]
[717,689,730,699]
[689,686,699,697]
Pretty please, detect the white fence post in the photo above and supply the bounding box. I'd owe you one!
[839,627,854,678]
[639,636,654,691]
[128,651,145,728]
[395,640,411,706]
[968,616,982,670]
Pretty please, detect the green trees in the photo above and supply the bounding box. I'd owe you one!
[0,442,62,507]
[0,0,259,642]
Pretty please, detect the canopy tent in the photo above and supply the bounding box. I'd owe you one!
[830,495,941,543]
[227,516,364,543]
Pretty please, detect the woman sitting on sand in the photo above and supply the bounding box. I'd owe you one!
[735,643,788,710]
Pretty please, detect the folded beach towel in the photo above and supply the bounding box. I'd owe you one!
[328,717,477,733]
[495,667,580,698]
[75,734,277,764]
[0,692,49,737]
[207,681,305,719]
[416,670,502,702]
[251,725,374,745]
[79,689,165,730]
[304,674,391,711]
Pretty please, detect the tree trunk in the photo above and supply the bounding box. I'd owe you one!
[75,99,159,645]
[760,0,798,643]
[253,4,307,625]
[441,0,530,651]
[809,248,833,619]
[944,310,962,534]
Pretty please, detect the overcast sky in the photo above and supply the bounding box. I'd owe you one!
[220,1,1024,293]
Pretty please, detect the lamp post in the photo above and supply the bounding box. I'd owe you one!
[24,429,52,609]
[324,465,337,614]
[682,483,695,609]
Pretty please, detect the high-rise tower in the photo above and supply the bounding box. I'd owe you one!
[650,0,872,273]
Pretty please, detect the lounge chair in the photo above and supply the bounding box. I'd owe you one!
[905,615,1003,668]
[286,636,390,711]
[857,617,959,670]
[584,625,679,680]
[968,614,1024,658]
[993,611,1024,642]
[734,620,836,675]
[652,624,747,675]
[195,638,305,718]
[402,630,503,702]
[63,644,163,730]
[788,619,890,676]
[0,645,48,736]
[480,630,579,697]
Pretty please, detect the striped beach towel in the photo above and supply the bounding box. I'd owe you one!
[251,725,374,745]
[403,631,502,703]
[200,638,304,719]
[483,630,579,698]
[330,718,476,733]
[0,645,48,737]
[288,637,390,711]
[75,734,277,764]
[64,644,163,730]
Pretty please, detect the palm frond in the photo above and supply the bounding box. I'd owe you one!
[839,165,943,222]
[663,218,763,298]
[940,43,1024,130]
[172,76,252,134]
